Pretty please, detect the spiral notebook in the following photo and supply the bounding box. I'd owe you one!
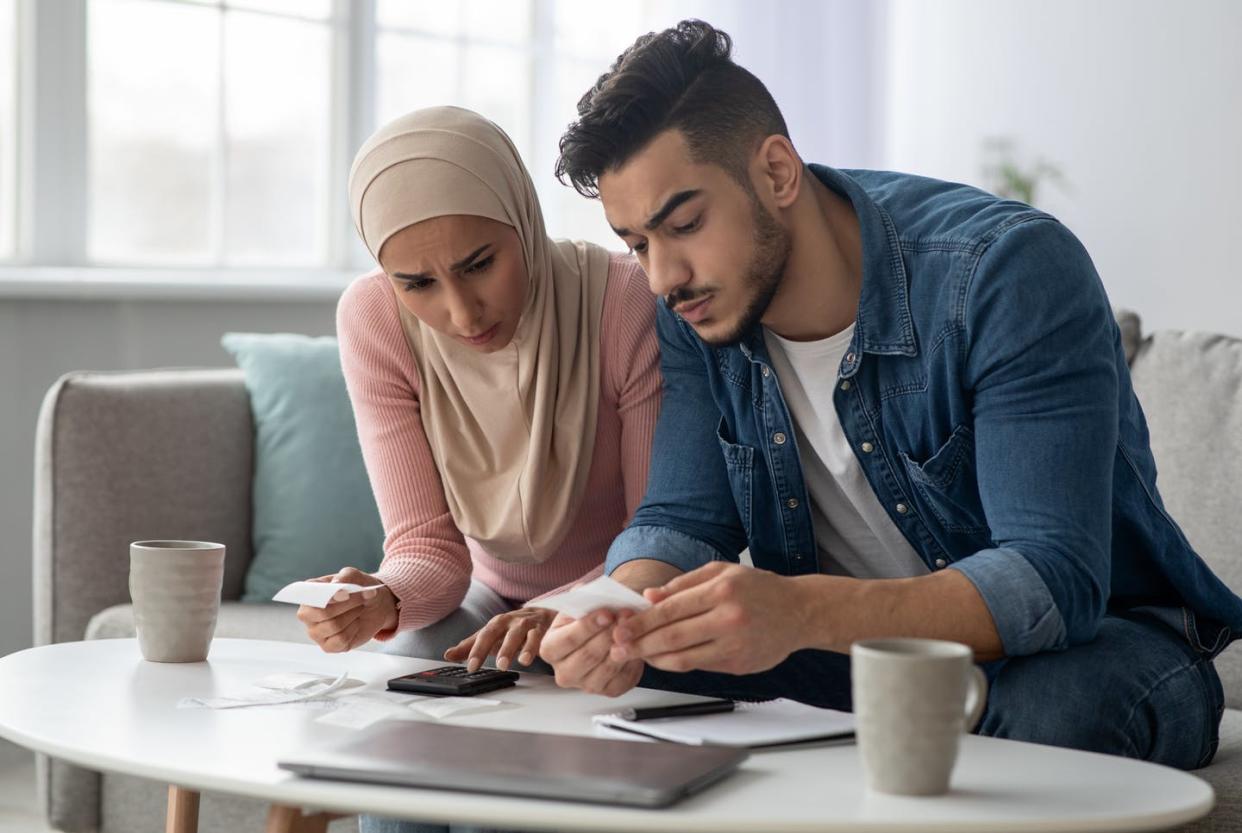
[593,699,855,748]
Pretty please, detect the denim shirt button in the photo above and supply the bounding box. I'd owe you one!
[786,497,799,509]
[861,441,874,453]
[846,351,856,363]
[762,366,770,377]
[773,432,787,445]
[840,380,852,391]
[896,502,910,515]
[935,558,947,569]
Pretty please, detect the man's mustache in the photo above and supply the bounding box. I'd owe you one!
[664,286,713,310]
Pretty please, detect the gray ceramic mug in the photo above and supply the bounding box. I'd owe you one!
[851,637,988,796]
[129,540,226,663]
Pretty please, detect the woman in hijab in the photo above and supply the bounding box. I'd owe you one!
[295,106,659,689]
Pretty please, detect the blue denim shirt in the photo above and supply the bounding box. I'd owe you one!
[607,164,1242,659]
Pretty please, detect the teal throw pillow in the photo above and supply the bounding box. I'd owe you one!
[221,332,384,602]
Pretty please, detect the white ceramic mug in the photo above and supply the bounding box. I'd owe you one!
[851,637,988,796]
[129,540,225,663]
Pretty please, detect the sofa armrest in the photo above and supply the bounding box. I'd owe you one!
[33,368,255,647]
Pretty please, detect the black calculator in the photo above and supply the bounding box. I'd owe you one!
[387,665,519,696]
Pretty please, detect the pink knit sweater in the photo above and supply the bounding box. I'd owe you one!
[336,254,660,635]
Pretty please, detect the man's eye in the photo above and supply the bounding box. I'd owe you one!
[672,217,700,234]
[632,241,648,255]
[403,278,434,292]
[463,255,494,275]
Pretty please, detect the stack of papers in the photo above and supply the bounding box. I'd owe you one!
[594,699,855,748]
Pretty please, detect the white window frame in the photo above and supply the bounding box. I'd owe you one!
[2,0,374,297]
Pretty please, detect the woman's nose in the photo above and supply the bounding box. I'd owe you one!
[445,286,483,332]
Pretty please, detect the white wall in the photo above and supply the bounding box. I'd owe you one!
[883,0,1242,336]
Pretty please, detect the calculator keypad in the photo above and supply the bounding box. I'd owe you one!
[419,665,503,681]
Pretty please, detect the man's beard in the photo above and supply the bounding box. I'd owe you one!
[667,194,791,348]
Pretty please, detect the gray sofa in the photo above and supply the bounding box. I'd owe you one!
[30,311,1242,832]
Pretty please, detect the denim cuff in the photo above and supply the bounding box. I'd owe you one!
[606,525,721,576]
[950,546,1068,656]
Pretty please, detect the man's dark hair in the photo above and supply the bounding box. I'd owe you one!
[555,19,790,199]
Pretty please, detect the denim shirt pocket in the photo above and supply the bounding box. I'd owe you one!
[898,425,990,535]
[716,416,755,533]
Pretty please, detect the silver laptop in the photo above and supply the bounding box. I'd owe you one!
[278,720,748,809]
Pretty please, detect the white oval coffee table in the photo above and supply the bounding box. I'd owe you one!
[0,638,1215,833]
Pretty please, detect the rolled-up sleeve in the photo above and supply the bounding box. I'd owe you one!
[951,547,1068,656]
[606,525,722,575]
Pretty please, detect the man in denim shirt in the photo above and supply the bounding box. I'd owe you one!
[539,20,1242,770]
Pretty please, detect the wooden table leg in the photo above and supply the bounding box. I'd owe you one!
[266,804,348,833]
[166,786,201,833]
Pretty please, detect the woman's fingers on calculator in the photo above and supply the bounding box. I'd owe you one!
[519,627,542,665]
[495,624,530,670]
[443,635,474,662]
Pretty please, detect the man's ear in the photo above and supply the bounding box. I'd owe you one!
[754,135,802,210]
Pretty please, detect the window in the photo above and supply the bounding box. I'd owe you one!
[87,0,333,266]
[0,0,17,261]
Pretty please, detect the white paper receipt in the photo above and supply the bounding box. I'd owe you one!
[526,575,652,620]
[272,581,368,608]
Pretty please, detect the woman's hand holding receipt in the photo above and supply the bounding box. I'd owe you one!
[296,567,398,653]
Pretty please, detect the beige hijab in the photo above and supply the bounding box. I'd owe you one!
[348,106,611,564]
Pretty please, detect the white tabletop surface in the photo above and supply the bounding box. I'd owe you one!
[0,638,1214,832]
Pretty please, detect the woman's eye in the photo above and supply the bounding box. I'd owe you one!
[672,216,700,234]
[403,278,434,292]
[463,255,494,275]
[632,241,648,255]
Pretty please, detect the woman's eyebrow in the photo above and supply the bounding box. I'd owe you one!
[392,243,493,280]
[451,244,492,271]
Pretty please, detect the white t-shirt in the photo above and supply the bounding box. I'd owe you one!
[763,325,929,579]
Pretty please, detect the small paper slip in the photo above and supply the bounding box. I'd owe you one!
[315,692,424,730]
[178,671,361,709]
[526,575,651,619]
[272,581,367,608]
[407,696,505,720]
[593,699,855,748]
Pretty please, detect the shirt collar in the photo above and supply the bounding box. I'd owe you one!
[738,165,917,372]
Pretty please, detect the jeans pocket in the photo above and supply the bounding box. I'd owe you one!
[1128,604,1233,658]
[716,416,755,533]
[899,425,989,534]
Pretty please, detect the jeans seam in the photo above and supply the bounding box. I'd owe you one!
[1117,654,1206,765]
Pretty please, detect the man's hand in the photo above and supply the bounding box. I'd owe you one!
[445,607,557,672]
[539,609,645,697]
[296,567,398,653]
[609,561,808,675]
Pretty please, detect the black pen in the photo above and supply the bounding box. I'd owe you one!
[621,699,735,721]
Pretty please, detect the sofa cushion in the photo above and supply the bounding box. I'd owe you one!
[221,333,384,603]
[1130,329,1242,707]
[85,602,384,652]
[1173,707,1242,832]
[87,602,315,645]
